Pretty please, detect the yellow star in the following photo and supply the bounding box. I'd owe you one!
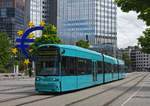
[43,34,48,38]
[12,48,18,54]
[40,21,45,26]
[28,22,34,28]
[52,25,56,30]
[24,59,30,65]
[17,30,23,36]
[28,49,33,53]
[29,33,35,39]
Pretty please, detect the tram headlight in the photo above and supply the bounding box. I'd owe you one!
[52,78,59,81]
[35,77,40,81]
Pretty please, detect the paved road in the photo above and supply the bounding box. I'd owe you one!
[0,72,149,106]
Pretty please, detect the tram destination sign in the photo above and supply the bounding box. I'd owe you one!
[38,50,57,55]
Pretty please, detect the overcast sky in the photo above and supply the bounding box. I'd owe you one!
[117,8,146,49]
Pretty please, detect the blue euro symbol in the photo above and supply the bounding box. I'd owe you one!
[15,26,44,61]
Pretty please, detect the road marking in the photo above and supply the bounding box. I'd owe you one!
[121,83,144,106]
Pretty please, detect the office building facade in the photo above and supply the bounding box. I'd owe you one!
[24,0,43,36]
[0,0,24,43]
[135,50,150,71]
[42,0,57,27]
[25,0,57,36]
[122,46,150,72]
[57,0,117,56]
[25,0,117,56]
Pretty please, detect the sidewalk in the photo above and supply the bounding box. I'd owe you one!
[0,73,34,81]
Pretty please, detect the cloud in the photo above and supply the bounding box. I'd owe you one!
[117,8,146,48]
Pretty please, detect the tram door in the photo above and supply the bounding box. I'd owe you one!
[93,61,98,81]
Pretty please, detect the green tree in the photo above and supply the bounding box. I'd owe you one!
[115,0,150,54]
[76,40,90,48]
[122,52,132,67]
[137,28,150,54]
[0,33,12,67]
[115,0,150,26]
[30,24,61,51]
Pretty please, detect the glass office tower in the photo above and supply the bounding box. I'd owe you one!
[24,0,43,36]
[57,0,117,56]
[25,0,57,36]
[0,0,24,43]
[24,0,117,56]
[42,0,57,27]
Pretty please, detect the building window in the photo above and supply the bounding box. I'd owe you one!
[1,9,7,17]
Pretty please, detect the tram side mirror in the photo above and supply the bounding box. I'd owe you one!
[59,50,65,62]
[61,49,65,54]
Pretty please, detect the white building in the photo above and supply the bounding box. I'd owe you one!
[135,51,150,71]
[123,46,150,72]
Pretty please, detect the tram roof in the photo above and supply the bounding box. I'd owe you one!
[118,59,125,65]
[103,54,118,64]
[38,44,124,64]
[39,44,102,56]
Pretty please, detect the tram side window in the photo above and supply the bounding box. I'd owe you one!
[77,58,91,75]
[110,64,113,73]
[121,65,125,73]
[120,66,122,73]
[105,63,108,73]
[118,65,121,73]
[87,60,92,74]
[98,61,103,74]
[114,64,118,73]
[61,56,76,76]
[104,62,108,73]
[112,64,114,73]
[112,64,115,73]
[113,64,117,73]
[123,66,125,72]
[105,63,112,73]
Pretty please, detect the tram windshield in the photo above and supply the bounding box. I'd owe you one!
[36,48,59,76]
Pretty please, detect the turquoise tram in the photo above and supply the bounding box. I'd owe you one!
[35,44,125,92]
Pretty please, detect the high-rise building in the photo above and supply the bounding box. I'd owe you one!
[57,0,117,56]
[42,0,57,27]
[24,0,43,36]
[25,0,117,56]
[0,0,24,43]
[25,0,57,36]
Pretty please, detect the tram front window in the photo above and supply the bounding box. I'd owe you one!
[36,55,59,76]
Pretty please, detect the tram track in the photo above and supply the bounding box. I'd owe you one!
[102,74,148,106]
[0,73,145,106]
[0,92,59,106]
[0,85,34,92]
[0,93,36,103]
[0,89,60,105]
[15,95,58,106]
[65,73,147,106]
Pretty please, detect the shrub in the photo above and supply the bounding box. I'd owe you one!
[0,67,7,73]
